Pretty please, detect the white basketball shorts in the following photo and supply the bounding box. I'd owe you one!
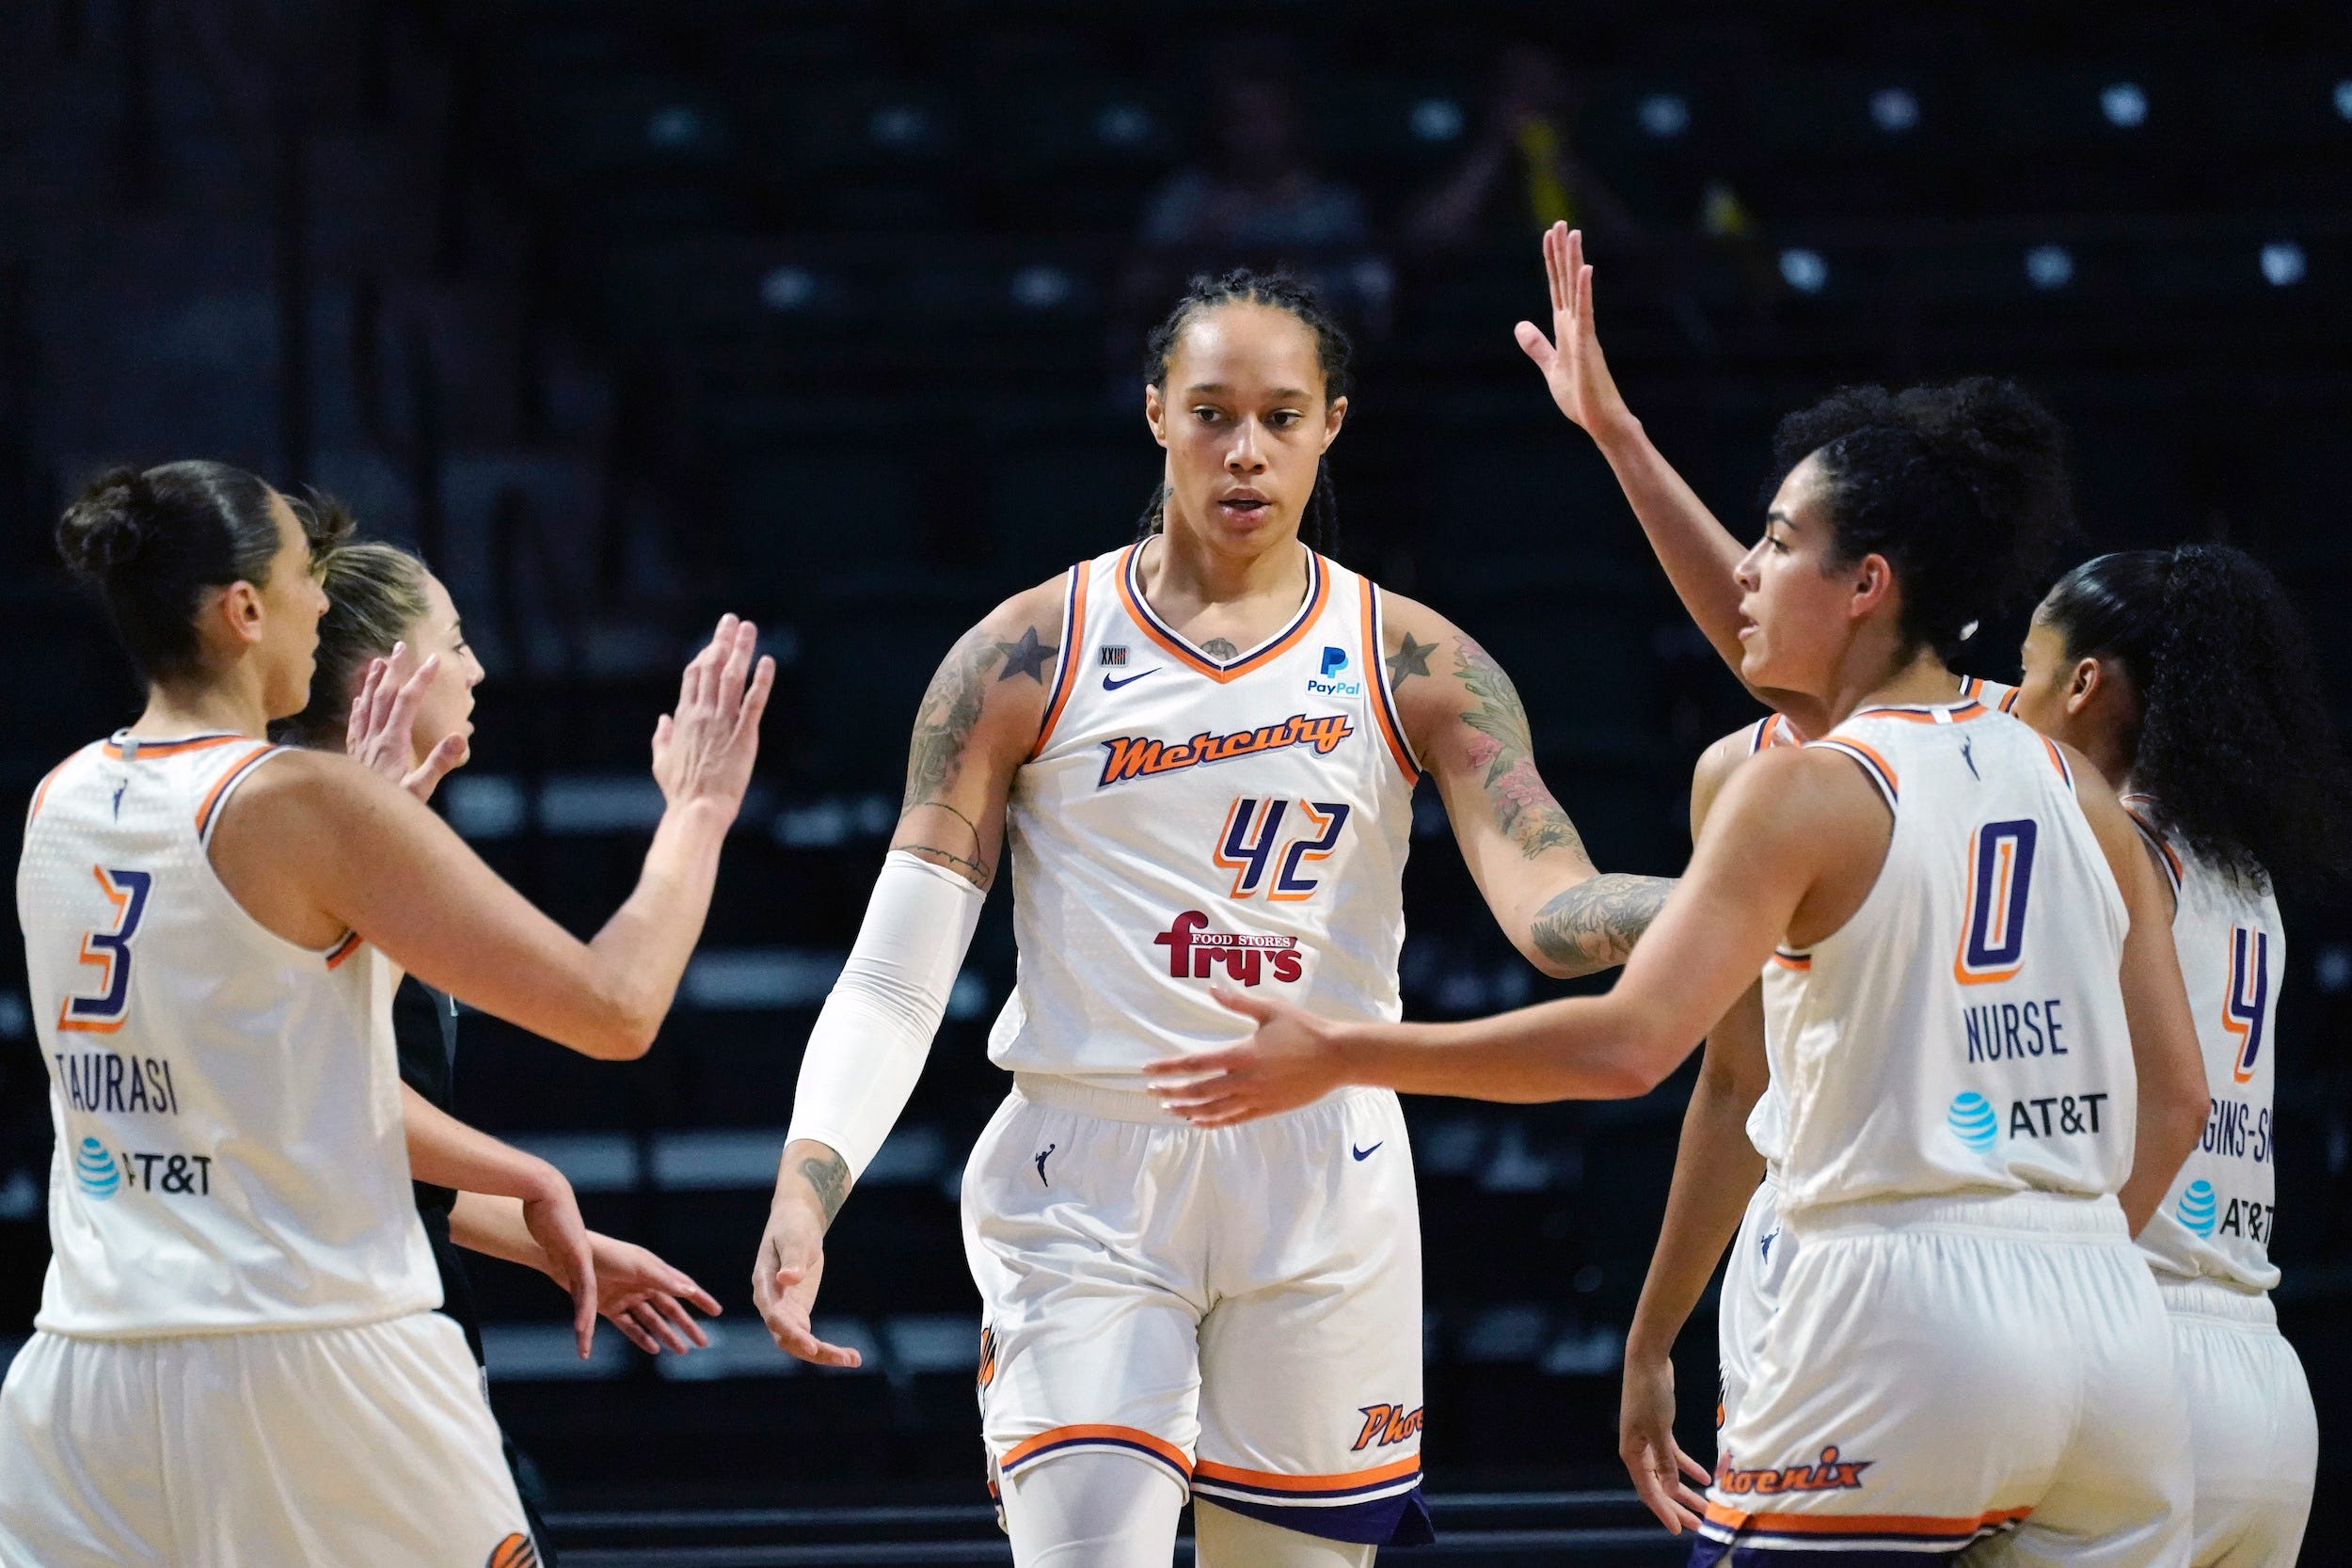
[1717,1175,1793,1448]
[962,1075,1431,1547]
[1695,1191,2190,1566]
[2158,1276,2313,1568]
[0,1311,537,1567]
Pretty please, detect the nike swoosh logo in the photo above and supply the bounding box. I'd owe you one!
[1102,670,1157,690]
[1351,1142,1382,1162]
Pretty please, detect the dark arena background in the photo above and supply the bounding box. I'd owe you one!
[4,3,2350,1563]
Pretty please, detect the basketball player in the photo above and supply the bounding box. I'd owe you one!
[1153,377,2213,1563]
[292,538,723,1370]
[5,462,769,1566]
[751,271,1675,1567]
[1525,225,2337,1563]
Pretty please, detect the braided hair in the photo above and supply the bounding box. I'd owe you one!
[2040,546,2352,895]
[1136,268,1350,556]
[1768,377,2074,666]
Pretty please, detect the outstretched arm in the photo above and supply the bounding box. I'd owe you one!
[1517,224,1820,732]
[215,617,774,1060]
[1384,592,1673,977]
[755,578,1063,1365]
[1152,745,1876,1119]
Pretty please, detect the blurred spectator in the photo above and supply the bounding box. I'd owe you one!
[1118,65,1391,355]
[1402,44,1642,256]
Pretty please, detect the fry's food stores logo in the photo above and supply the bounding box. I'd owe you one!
[1153,911,1303,987]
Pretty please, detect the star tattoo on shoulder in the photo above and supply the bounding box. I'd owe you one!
[995,626,1057,684]
[1387,631,1436,688]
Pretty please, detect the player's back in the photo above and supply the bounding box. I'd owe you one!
[19,732,437,1337]
[1764,696,2134,1214]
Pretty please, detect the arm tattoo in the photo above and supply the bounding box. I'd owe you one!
[797,1147,853,1229]
[1386,631,1436,689]
[1531,873,1677,976]
[995,626,1057,683]
[1453,634,1585,861]
[900,626,1020,882]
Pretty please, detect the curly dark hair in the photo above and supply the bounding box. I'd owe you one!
[2040,545,2352,895]
[1769,378,2074,665]
[1136,268,1350,555]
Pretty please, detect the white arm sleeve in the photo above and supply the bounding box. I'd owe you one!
[784,849,986,1182]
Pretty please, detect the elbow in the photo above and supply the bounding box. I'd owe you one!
[1584,1039,1682,1101]
[580,981,663,1060]
[2166,1081,2209,1156]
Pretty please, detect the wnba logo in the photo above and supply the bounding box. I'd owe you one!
[2176,1180,2218,1239]
[72,1136,119,1199]
[1947,1092,2000,1152]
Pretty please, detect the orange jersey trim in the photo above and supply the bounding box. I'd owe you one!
[2122,801,2185,890]
[1027,564,1091,761]
[25,753,77,827]
[1811,737,1899,807]
[193,744,280,839]
[1116,545,1332,685]
[2041,735,2074,788]
[1359,580,1420,784]
[1705,1500,2031,1539]
[1855,699,1988,725]
[1771,948,1812,972]
[102,734,246,761]
[325,931,363,970]
[1000,1424,1192,1477]
[1192,1453,1422,1493]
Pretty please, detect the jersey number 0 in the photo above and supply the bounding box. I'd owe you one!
[1954,819,2039,986]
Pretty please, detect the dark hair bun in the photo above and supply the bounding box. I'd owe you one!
[56,467,158,581]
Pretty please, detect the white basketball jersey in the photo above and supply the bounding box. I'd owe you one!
[18,733,437,1337]
[2126,802,2283,1291]
[1737,677,2018,1176]
[993,544,1419,1086]
[1760,698,2133,1214]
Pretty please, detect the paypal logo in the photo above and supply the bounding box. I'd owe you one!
[1308,645,1361,698]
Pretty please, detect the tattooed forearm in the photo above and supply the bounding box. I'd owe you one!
[1454,634,1584,861]
[901,841,991,886]
[795,1147,853,1229]
[1531,873,1677,976]
[904,626,1006,813]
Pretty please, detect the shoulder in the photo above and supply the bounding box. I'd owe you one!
[215,747,403,832]
[1719,743,1892,837]
[1690,725,1762,833]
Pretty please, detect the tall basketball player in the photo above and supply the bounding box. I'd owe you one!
[1156,376,2213,1564]
[752,271,1674,1567]
[5,463,769,1566]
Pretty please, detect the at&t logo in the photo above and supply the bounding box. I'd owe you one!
[73,1136,120,1199]
[2176,1180,2217,1238]
[1947,1092,1999,1152]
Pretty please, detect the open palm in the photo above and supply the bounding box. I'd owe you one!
[1514,224,1636,445]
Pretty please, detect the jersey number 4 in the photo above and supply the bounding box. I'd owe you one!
[1954,819,2038,986]
[2223,925,2270,1084]
[58,866,152,1034]
[1214,798,1352,901]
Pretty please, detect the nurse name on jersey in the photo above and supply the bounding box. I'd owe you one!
[1946,808,2114,1149]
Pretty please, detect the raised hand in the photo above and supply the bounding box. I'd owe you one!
[1514,224,1638,448]
[520,1175,600,1360]
[1619,1348,1712,1533]
[652,614,777,819]
[346,642,469,801]
[589,1234,721,1355]
[1144,987,1350,1127]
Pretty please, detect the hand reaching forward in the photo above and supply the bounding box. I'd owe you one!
[1514,224,1638,448]
[346,642,469,801]
[1145,987,1352,1127]
[653,614,777,819]
[520,1174,600,1360]
[590,1234,721,1355]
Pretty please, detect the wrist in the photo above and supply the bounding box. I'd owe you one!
[1624,1323,1677,1365]
[516,1156,568,1207]
[1589,410,1647,461]
[666,796,738,837]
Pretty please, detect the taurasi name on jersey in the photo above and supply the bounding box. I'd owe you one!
[1096,714,1354,787]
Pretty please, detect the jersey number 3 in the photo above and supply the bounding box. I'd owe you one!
[1214,799,1352,901]
[1954,819,2038,986]
[58,866,152,1034]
